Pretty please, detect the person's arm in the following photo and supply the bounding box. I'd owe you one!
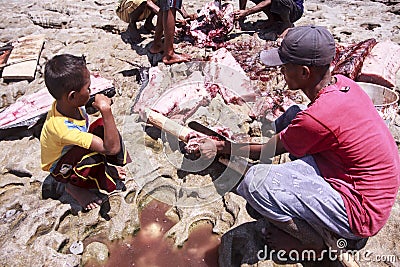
[199,134,287,162]
[234,0,271,19]
[89,94,121,155]
[146,0,160,14]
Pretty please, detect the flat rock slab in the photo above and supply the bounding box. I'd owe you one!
[2,34,45,80]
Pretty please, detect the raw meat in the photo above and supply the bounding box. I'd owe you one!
[133,49,257,122]
[226,38,283,84]
[177,1,234,48]
[152,81,213,120]
[184,126,232,154]
[357,40,400,88]
[332,39,377,80]
[147,81,249,121]
[0,74,114,129]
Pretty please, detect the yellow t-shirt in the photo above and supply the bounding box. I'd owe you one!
[40,101,93,172]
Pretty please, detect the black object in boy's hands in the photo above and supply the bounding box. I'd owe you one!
[85,87,116,114]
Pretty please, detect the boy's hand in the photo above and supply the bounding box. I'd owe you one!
[92,94,112,112]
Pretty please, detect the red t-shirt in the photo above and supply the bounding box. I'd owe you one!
[280,75,400,237]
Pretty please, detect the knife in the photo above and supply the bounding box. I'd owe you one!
[188,121,231,142]
[188,121,265,148]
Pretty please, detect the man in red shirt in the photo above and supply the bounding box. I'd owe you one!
[199,26,400,256]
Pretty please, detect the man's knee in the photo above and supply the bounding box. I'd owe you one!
[236,173,251,198]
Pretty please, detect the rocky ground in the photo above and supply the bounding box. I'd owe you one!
[0,0,400,266]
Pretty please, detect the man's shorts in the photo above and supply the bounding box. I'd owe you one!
[251,0,303,22]
[159,0,182,11]
[116,0,155,22]
[237,155,362,240]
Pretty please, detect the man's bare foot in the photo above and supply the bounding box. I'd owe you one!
[262,225,317,255]
[278,22,294,35]
[277,28,290,42]
[144,21,156,33]
[125,24,143,43]
[162,53,191,65]
[257,19,278,30]
[66,183,103,210]
[149,43,164,54]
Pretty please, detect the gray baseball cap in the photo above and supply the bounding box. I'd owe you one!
[260,25,335,67]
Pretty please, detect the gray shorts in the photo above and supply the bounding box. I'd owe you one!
[159,0,182,11]
[237,156,360,239]
[238,104,360,240]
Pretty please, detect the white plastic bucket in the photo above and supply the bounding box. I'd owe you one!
[357,82,399,124]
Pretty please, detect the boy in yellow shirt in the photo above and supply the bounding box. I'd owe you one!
[40,54,130,210]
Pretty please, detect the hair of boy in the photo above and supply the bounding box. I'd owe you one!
[44,54,88,100]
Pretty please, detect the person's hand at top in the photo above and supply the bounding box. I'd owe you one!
[233,9,248,20]
[92,94,112,112]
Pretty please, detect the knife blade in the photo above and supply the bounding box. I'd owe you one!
[188,121,265,148]
[188,121,230,142]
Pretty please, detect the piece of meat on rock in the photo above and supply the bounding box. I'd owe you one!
[184,126,232,154]
[151,82,212,120]
[332,38,377,80]
[357,40,400,88]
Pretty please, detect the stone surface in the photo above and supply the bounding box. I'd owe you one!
[82,241,110,265]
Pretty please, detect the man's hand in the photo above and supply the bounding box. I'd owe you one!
[198,139,226,159]
[92,94,112,112]
[234,9,248,20]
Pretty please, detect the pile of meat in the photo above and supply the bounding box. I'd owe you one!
[145,81,249,121]
[176,1,234,48]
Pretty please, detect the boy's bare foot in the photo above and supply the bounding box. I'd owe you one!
[110,166,127,180]
[162,53,191,65]
[66,183,103,210]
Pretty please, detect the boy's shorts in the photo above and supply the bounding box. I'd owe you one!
[50,118,131,193]
[116,0,155,22]
[159,0,182,11]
